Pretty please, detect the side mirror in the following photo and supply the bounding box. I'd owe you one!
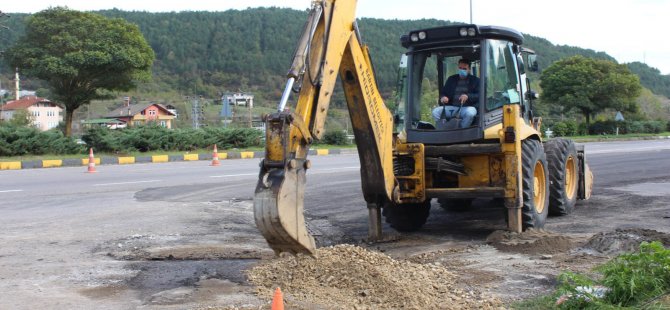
[528,54,539,72]
[400,35,410,48]
[525,90,539,100]
[517,55,526,75]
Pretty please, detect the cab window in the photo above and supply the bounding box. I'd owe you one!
[485,40,521,111]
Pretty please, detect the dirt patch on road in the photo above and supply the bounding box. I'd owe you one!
[486,229,575,255]
[247,244,503,309]
[144,245,273,260]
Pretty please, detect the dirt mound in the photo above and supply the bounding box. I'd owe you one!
[583,228,670,255]
[247,244,503,309]
[486,229,574,255]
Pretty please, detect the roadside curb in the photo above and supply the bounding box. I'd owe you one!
[0,148,358,170]
[570,135,670,143]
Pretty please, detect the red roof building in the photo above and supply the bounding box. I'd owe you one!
[0,97,64,131]
[105,101,176,129]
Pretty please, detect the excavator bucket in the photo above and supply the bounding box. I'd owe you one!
[581,163,594,200]
[577,145,594,200]
[254,161,316,255]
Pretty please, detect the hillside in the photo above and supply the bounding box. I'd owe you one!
[1,8,669,112]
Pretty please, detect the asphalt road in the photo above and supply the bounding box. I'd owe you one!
[1,139,670,309]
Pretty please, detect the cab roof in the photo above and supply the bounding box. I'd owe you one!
[401,24,524,49]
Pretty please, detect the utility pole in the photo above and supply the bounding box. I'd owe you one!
[0,12,10,106]
[14,67,20,100]
[191,96,206,129]
[192,97,199,129]
[248,99,252,128]
[469,0,473,23]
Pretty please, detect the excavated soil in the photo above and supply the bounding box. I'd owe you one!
[581,228,670,256]
[485,229,575,255]
[247,244,504,309]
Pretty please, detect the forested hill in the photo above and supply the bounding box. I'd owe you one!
[2,8,669,103]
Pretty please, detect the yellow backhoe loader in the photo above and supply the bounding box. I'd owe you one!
[254,0,593,255]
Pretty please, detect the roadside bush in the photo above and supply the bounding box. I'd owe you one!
[321,130,348,145]
[598,241,670,306]
[80,125,263,153]
[118,125,169,152]
[628,121,645,134]
[0,125,35,156]
[564,120,579,136]
[521,241,670,309]
[589,120,619,135]
[205,127,263,149]
[577,122,588,136]
[546,120,580,137]
[589,120,666,135]
[2,124,264,156]
[163,128,207,151]
[642,120,664,134]
[30,129,84,155]
[551,122,569,137]
[81,126,124,153]
[0,124,84,156]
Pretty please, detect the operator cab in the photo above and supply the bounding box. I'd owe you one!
[395,24,538,144]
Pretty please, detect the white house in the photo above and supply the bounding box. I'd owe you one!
[0,96,64,131]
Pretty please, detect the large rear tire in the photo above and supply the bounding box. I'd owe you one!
[521,139,549,230]
[382,201,431,232]
[545,138,579,216]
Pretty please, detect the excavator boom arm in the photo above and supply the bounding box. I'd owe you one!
[254,0,395,255]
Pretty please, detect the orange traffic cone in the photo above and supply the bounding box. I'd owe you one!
[211,144,221,166]
[271,287,284,310]
[87,148,97,173]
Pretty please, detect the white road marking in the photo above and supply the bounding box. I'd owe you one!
[0,190,24,193]
[209,166,360,178]
[210,173,257,178]
[311,166,360,173]
[587,146,670,154]
[93,180,162,186]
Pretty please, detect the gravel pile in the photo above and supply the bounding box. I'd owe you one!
[247,244,502,309]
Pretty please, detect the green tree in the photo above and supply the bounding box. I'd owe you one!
[5,7,154,136]
[540,55,642,131]
[7,109,32,127]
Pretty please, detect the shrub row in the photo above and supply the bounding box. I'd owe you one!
[0,124,352,157]
[81,125,264,153]
[0,124,85,156]
[320,130,350,145]
[547,120,668,137]
[589,120,666,135]
[549,120,581,137]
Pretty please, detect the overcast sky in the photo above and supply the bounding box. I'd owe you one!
[3,0,669,74]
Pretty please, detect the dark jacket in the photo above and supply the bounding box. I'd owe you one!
[440,74,480,106]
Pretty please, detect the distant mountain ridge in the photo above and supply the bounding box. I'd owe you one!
[1,7,669,103]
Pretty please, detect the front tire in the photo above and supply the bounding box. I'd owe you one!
[521,139,549,230]
[545,138,579,216]
[382,202,431,232]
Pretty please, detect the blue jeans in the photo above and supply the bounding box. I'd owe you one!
[432,106,477,128]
